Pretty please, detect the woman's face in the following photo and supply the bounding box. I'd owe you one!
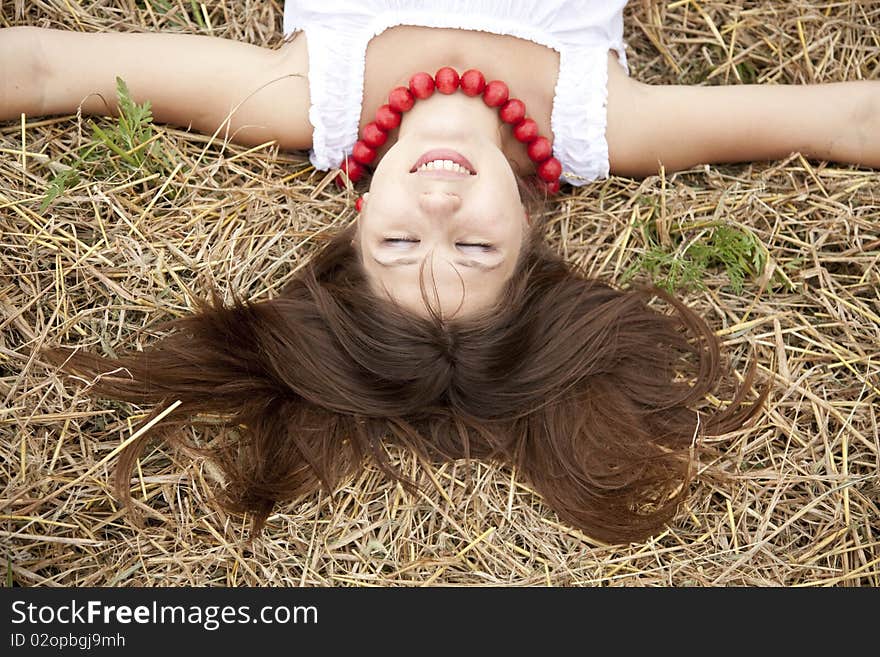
[355,119,529,320]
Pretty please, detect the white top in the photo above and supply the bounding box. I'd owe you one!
[283,0,629,185]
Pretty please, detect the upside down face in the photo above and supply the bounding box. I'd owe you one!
[353,93,530,320]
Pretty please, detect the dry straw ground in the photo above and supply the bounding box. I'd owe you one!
[2,0,878,587]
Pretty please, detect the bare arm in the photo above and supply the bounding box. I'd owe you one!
[606,53,880,177]
[0,26,313,151]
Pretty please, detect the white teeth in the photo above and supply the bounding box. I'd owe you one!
[417,159,471,174]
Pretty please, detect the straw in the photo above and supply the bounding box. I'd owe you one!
[2,0,877,586]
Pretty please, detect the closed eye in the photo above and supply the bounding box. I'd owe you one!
[457,243,494,252]
[382,238,492,252]
[383,238,419,245]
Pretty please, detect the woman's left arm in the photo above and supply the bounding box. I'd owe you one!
[605,53,880,177]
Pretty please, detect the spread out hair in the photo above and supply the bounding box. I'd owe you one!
[44,215,765,544]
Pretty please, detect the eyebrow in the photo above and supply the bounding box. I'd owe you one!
[372,256,502,272]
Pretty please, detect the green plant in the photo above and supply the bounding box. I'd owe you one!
[136,0,206,29]
[625,222,767,293]
[41,77,176,210]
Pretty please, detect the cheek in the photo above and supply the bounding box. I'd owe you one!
[350,226,367,267]
[478,205,524,240]
[363,182,408,222]
[479,173,523,222]
[355,220,365,249]
[360,200,383,230]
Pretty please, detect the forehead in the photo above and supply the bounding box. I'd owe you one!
[365,256,508,319]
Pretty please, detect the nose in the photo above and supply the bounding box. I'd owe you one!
[419,191,461,216]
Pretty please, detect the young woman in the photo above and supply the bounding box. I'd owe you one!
[3,1,876,543]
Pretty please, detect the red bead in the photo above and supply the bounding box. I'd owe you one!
[499,98,526,125]
[409,72,435,99]
[527,136,552,162]
[513,118,538,143]
[434,66,460,94]
[335,157,365,188]
[361,122,387,148]
[460,69,486,96]
[388,86,415,113]
[482,80,509,107]
[342,157,365,181]
[355,197,364,212]
[537,157,562,182]
[375,104,401,131]
[543,179,561,194]
[351,140,376,165]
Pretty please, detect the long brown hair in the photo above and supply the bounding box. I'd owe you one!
[43,214,764,544]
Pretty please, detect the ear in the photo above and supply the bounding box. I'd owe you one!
[355,198,364,212]
[355,192,370,215]
[351,202,364,249]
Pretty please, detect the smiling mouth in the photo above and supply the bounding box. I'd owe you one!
[410,149,476,176]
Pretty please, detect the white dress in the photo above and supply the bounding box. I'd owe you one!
[283,0,629,186]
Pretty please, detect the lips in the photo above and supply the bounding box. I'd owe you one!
[410,149,476,175]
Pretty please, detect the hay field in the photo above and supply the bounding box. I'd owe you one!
[2,0,878,586]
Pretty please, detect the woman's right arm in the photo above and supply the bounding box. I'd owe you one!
[0,26,313,151]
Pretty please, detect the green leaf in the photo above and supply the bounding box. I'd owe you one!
[41,167,81,211]
[627,222,766,294]
[190,1,206,29]
[112,76,155,166]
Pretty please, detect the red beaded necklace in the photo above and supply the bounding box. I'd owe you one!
[336,66,563,207]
